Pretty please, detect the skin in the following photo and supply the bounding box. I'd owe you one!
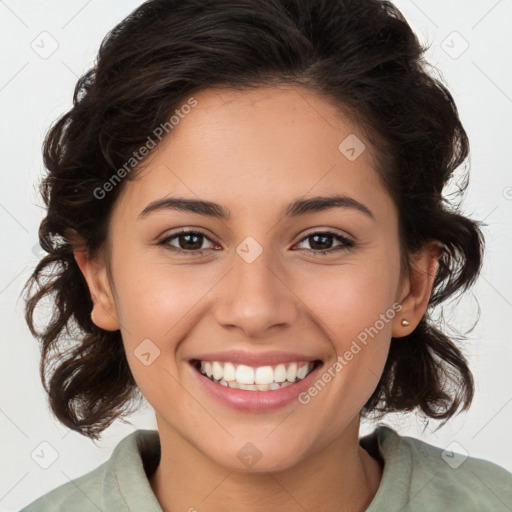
[74,85,439,512]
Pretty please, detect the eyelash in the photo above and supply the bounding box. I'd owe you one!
[157,229,355,256]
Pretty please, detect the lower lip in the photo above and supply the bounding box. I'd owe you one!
[190,361,323,412]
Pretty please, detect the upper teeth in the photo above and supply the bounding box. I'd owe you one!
[200,361,314,385]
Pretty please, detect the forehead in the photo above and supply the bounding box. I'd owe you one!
[113,85,395,224]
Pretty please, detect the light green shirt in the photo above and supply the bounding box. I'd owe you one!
[20,425,512,511]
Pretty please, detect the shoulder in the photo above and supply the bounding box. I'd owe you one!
[363,425,512,511]
[19,429,162,512]
[19,457,109,512]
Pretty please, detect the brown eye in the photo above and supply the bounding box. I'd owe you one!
[294,231,355,254]
[159,230,216,254]
[157,229,355,257]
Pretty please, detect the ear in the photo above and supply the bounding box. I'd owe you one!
[392,240,441,337]
[73,247,120,332]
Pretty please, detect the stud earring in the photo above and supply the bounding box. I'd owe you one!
[401,319,410,326]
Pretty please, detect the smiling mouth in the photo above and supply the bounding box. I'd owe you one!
[190,359,323,391]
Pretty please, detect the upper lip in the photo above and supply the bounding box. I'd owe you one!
[190,350,322,367]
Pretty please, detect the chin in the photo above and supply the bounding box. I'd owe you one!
[204,438,308,475]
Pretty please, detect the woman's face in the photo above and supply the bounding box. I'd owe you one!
[78,85,430,472]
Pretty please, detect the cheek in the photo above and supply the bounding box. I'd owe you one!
[115,245,400,350]
[296,259,399,332]
[112,255,209,341]
[292,256,399,390]
[108,256,213,395]
[114,265,203,407]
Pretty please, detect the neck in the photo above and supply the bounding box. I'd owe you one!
[149,416,383,512]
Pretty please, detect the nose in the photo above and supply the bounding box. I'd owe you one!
[212,246,300,339]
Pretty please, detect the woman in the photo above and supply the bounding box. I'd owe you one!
[21,0,512,510]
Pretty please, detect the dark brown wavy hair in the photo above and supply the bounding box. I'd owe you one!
[22,0,485,439]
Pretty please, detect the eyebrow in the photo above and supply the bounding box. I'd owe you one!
[137,194,375,221]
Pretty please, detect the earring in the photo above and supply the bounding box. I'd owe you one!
[401,319,410,326]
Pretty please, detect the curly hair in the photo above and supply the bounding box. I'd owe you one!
[22,0,484,439]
